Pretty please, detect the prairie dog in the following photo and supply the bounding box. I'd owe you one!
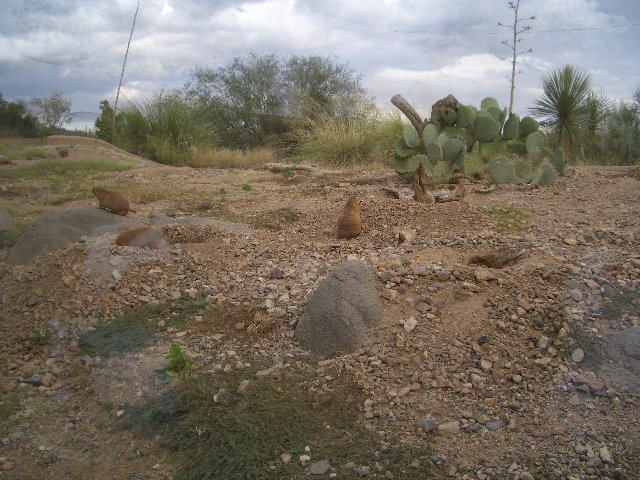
[116,226,163,249]
[92,187,132,216]
[336,196,362,239]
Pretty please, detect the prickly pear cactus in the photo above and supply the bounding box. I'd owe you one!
[391,94,564,186]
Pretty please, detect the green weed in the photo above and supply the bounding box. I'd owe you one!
[125,367,431,480]
[0,393,21,422]
[282,167,294,179]
[249,207,300,230]
[0,158,133,180]
[488,203,532,232]
[29,327,51,346]
[78,299,203,357]
[165,345,193,377]
[241,183,252,191]
[0,144,51,160]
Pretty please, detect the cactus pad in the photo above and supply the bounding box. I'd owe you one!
[487,156,517,184]
[502,113,520,140]
[474,115,500,142]
[519,116,539,138]
[403,123,419,148]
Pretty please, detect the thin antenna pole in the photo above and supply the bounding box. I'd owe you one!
[112,0,140,143]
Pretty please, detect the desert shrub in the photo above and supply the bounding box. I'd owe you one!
[119,92,217,165]
[292,111,401,166]
[188,146,276,169]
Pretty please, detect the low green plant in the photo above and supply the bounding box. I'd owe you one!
[0,144,51,160]
[282,167,294,179]
[241,183,252,191]
[124,368,432,480]
[78,299,201,357]
[29,327,51,346]
[0,393,21,421]
[489,203,532,232]
[165,344,193,377]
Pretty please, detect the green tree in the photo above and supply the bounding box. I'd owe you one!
[184,53,371,149]
[530,65,592,154]
[185,53,283,149]
[283,55,368,118]
[94,100,125,144]
[0,93,39,137]
[28,91,72,133]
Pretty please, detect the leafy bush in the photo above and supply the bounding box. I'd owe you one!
[119,92,217,165]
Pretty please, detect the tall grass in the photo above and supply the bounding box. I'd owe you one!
[293,111,402,166]
[0,144,51,160]
[187,146,277,169]
[118,92,217,166]
[0,158,133,179]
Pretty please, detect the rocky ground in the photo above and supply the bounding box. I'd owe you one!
[0,153,639,479]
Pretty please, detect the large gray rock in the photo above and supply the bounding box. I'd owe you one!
[6,207,139,265]
[598,326,640,396]
[295,260,382,357]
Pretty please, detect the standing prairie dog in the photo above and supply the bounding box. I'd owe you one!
[92,187,132,216]
[337,196,362,239]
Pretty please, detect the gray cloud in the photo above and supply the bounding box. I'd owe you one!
[0,0,637,129]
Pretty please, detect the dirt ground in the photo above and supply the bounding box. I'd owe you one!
[0,143,639,479]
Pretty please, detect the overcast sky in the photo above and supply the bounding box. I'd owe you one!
[1,0,638,130]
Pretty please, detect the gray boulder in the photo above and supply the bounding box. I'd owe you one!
[6,207,140,265]
[295,260,382,357]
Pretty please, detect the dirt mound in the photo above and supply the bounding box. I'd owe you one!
[5,207,140,265]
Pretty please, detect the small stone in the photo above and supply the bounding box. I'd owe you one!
[404,317,418,333]
[308,459,331,475]
[237,380,251,394]
[599,445,613,464]
[417,419,438,433]
[280,453,291,464]
[270,268,284,279]
[398,228,416,244]
[2,461,13,471]
[512,374,522,384]
[486,420,503,431]
[437,421,460,435]
[480,359,493,371]
[571,348,585,363]
[299,454,311,463]
[537,337,551,349]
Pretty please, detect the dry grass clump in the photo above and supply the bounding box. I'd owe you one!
[188,147,277,169]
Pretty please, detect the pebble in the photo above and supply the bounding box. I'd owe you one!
[437,421,460,435]
[571,348,585,363]
[403,317,418,333]
[308,459,331,475]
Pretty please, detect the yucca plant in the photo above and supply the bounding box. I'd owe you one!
[530,65,592,155]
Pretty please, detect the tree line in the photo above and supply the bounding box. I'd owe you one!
[1,53,639,165]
